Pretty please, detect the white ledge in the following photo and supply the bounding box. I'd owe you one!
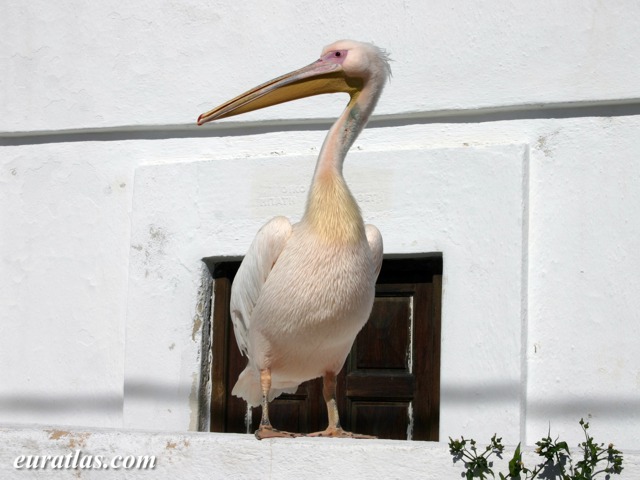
[1,424,639,479]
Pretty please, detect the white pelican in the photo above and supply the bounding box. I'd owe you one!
[198,40,390,439]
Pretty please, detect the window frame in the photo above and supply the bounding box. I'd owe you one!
[209,256,442,440]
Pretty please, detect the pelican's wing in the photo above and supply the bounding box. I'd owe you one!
[230,216,293,357]
[365,224,383,279]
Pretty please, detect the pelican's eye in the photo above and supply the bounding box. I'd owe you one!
[322,49,348,65]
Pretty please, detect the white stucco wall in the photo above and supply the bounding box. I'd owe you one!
[1,425,639,480]
[2,0,640,476]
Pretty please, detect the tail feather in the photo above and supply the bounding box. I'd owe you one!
[232,368,262,407]
[232,367,299,407]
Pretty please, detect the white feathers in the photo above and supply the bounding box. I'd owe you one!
[226,41,388,409]
[229,216,292,356]
[365,224,384,279]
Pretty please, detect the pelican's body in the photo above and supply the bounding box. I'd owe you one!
[233,218,381,406]
[198,40,390,439]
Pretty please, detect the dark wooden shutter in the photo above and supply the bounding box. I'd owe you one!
[210,257,442,440]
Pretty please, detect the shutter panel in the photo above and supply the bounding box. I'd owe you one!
[211,258,441,440]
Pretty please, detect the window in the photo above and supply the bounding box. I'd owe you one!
[209,257,442,440]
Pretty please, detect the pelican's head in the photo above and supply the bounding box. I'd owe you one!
[319,40,391,86]
[197,40,391,125]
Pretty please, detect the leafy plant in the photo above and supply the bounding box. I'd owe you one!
[448,419,623,479]
[449,434,505,480]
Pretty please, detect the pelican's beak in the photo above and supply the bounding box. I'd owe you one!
[197,58,362,125]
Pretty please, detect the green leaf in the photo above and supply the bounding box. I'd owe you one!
[556,440,570,454]
[448,418,624,480]
[508,443,522,476]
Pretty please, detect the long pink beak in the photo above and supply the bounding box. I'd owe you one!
[197,59,360,125]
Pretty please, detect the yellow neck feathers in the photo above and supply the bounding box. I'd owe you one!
[303,170,364,245]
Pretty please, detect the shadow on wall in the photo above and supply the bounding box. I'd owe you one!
[2,381,638,421]
[443,380,640,418]
[3,102,640,147]
[0,393,122,415]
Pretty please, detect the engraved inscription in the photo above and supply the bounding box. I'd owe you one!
[259,195,297,207]
[252,179,308,217]
[280,185,307,194]
[257,184,307,208]
[250,159,391,219]
[354,192,383,204]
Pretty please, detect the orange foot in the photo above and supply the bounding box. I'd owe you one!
[307,427,377,439]
[255,426,301,440]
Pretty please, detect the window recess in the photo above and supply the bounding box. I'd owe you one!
[209,256,442,440]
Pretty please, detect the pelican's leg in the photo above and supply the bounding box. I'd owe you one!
[308,372,376,439]
[254,368,300,440]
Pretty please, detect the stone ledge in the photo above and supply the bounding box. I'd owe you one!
[1,424,639,479]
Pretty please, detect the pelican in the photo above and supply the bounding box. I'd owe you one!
[197,40,390,439]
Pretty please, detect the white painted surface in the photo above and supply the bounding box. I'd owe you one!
[2,1,640,133]
[1,425,639,480]
[123,145,526,442]
[1,0,640,467]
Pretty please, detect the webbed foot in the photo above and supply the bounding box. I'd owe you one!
[255,425,302,440]
[307,427,376,439]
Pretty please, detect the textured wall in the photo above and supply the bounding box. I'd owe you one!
[1,0,639,462]
[1,425,639,480]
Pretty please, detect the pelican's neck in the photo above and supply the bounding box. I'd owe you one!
[316,81,382,177]
[303,81,383,243]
